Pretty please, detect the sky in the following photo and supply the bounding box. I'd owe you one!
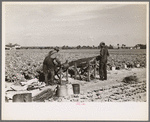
[4,2,148,47]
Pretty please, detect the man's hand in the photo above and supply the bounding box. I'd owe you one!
[96,56,101,61]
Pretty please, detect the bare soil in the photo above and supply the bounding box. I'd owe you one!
[5,68,147,102]
[49,68,147,102]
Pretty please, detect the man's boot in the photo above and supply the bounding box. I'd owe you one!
[100,76,104,81]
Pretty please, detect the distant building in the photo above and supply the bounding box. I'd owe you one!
[136,46,140,49]
[13,43,21,49]
[5,46,11,50]
[134,44,146,49]
[5,43,21,50]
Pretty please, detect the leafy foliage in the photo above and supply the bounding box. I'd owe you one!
[5,49,146,82]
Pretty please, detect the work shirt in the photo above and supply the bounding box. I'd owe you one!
[43,55,60,73]
[100,46,109,63]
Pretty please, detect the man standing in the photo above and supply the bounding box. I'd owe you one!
[43,48,60,85]
[99,42,109,80]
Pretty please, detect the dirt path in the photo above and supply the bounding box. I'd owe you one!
[5,68,147,102]
[47,68,146,102]
[69,68,146,93]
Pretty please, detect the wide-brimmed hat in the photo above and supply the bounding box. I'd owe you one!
[48,50,54,56]
[100,42,105,47]
[54,47,59,52]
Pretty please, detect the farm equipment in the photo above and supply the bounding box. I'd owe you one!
[55,56,99,83]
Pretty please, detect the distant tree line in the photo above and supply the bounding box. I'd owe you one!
[21,45,100,49]
[21,46,55,49]
[8,43,146,50]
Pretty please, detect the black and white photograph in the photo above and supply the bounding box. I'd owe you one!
[2,2,149,120]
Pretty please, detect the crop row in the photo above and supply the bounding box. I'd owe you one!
[47,80,146,102]
[5,49,146,82]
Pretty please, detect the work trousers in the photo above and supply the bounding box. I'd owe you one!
[99,62,107,80]
[44,70,55,85]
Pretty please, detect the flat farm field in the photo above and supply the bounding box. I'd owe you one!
[5,49,146,82]
[5,49,147,102]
